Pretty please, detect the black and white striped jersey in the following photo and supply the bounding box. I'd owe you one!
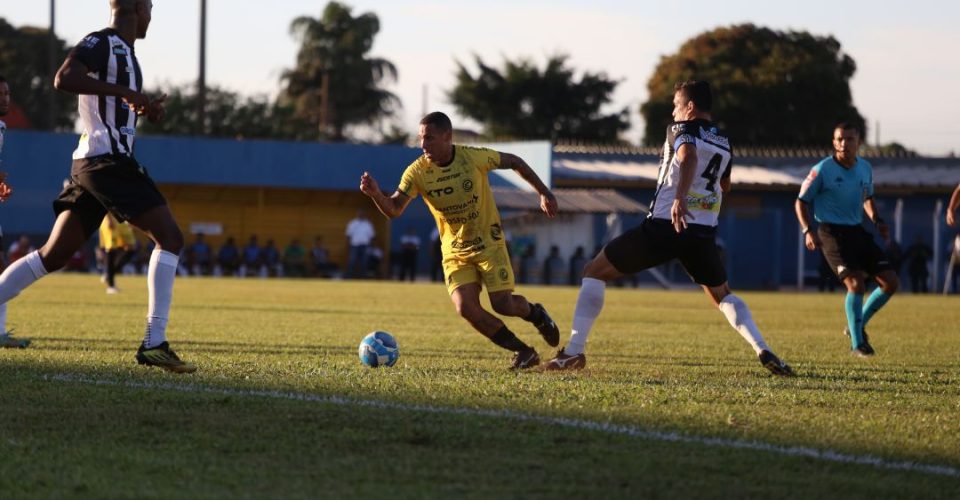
[648,119,733,228]
[69,29,143,160]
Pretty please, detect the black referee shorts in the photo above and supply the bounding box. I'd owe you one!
[603,218,727,287]
[818,223,892,280]
[53,154,167,238]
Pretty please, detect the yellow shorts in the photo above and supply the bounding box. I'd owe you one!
[442,246,515,295]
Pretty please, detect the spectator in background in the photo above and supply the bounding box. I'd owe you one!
[568,246,587,286]
[310,236,338,278]
[429,226,442,282]
[397,226,421,282]
[542,245,564,285]
[7,235,35,263]
[262,239,281,277]
[345,209,375,279]
[217,237,241,276]
[904,235,932,293]
[188,233,212,276]
[241,235,262,277]
[99,214,137,294]
[366,238,384,279]
[283,239,307,277]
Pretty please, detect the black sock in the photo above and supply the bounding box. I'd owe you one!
[523,303,543,323]
[490,326,530,352]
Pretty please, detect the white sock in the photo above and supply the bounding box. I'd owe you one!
[719,294,769,355]
[143,249,178,348]
[0,251,48,307]
[567,277,606,355]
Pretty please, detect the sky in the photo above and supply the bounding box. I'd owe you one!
[2,0,959,155]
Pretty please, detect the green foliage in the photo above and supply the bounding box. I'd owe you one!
[450,55,630,142]
[138,84,310,140]
[641,24,865,147]
[280,2,400,142]
[1,275,958,496]
[0,18,76,130]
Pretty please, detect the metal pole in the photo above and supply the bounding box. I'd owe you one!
[198,0,207,133]
[48,0,57,130]
[933,199,943,291]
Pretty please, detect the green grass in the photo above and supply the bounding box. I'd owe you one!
[1,274,958,498]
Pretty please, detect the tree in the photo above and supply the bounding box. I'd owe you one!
[138,84,308,140]
[450,55,629,142]
[280,2,400,142]
[640,24,865,147]
[0,18,75,129]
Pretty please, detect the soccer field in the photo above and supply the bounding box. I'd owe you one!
[1,274,958,498]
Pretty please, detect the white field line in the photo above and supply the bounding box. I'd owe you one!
[48,373,959,478]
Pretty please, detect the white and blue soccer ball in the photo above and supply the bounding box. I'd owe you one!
[358,331,399,368]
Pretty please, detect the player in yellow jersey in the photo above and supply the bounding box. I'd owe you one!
[99,213,137,294]
[360,112,560,369]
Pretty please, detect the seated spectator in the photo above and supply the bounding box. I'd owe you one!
[217,237,241,276]
[241,235,262,277]
[310,236,339,278]
[542,245,564,285]
[283,239,308,277]
[366,239,384,279]
[568,246,587,285]
[262,239,282,277]
[7,235,35,263]
[188,233,213,275]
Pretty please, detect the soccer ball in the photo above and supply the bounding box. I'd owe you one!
[358,331,399,368]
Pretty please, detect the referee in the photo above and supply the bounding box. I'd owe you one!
[0,0,195,372]
[796,122,899,356]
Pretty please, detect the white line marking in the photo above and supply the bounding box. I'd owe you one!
[48,373,959,478]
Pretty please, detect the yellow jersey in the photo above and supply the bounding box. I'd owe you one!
[398,145,506,258]
[99,215,136,250]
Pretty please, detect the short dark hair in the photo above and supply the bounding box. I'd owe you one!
[420,111,452,132]
[833,121,862,139]
[674,80,712,112]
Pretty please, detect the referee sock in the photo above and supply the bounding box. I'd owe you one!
[862,288,892,328]
[718,294,770,355]
[143,249,179,349]
[845,292,865,349]
[490,325,530,352]
[0,251,48,307]
[567,277,606,356]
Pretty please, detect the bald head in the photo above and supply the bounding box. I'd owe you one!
[109,0,153,41]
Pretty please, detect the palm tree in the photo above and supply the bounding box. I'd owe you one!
[280,2,400,142]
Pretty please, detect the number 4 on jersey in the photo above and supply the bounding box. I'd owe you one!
[700,153,723,192]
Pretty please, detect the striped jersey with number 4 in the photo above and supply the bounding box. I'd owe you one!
[649,118,732,228]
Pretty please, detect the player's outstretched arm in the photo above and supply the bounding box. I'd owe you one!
[947,183,960,227]
[498,153,557,217]
[360,172,412,219]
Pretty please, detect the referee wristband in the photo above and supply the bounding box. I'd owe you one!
[802,226,811,235]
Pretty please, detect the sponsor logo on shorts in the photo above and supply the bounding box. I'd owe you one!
[498,268,509,281]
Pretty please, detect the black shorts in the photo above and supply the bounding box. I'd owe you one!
[818,223,892,280]
[603,218,727,287]
[53,154,167,238]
